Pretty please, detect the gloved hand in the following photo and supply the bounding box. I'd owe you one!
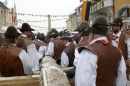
[66,67,76,79]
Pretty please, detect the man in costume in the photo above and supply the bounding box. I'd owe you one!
[66,21,90,79]
[17,23,43,71]
[110,17,130,80]
[0,26,33,77]
[45,28,65,64]
[75,16,126,86]
[60,36,75,68]
[73,20,90,66]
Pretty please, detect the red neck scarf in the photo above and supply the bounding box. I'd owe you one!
[96,40,110,45]
[67,42,74,46]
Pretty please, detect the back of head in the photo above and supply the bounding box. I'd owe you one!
[4,26,21,44]
[50,28,59,38]
[30,32,35,40]
[90,16,109,35]
[39,33,45,41]
[4,26,21,39]
[61,37,73,42]
[64,32,71,37]
[59,31,63,37]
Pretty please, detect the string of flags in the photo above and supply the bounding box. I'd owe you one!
[2,10,69,17]
[31,27,67,30]
[17,14,69,17]
[18,22,67,29]
[17,18,68,23]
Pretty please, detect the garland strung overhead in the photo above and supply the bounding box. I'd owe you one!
[17,18,68,22]
[18,22,67,29]
[1,10,69,17]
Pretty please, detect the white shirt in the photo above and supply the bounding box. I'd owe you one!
[73,40,77,45]
[112,31,130,60]
[45,42,54,57]
[36,39,47,57]
[125,38,130,60]
[21,34,41,71]
[73,48,80,66]
[61,42,72,68]
[75,36,126,86]
[27,43,40,71]
[73,37,83,67]
[21,34,28,38]
[61,51,69,68]
[39,46,47,56]
[111,31,121,47]
[19,50,33,75]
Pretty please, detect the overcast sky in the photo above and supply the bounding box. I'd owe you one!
[0,0,80,34]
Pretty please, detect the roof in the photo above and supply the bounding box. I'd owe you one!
[0,1,9,9]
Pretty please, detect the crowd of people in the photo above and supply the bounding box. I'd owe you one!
[0,15,129,86]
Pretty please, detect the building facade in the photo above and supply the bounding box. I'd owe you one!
[66,12,77,32]
[70,12,77,31]
[0,1,8,29]
[66,18,72,32]
[6,9,12,26]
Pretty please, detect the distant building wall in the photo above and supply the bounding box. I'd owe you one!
[114,0,130,15]
[66,19,72,32]
[0,1,8,29]
[71,13,77,31]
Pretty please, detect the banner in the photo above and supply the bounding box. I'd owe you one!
[97,2,101,10]
[76,5,82,27]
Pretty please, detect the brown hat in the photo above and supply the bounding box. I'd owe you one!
[110,17,122,26]
[20,23,35,32]
[4,26,21,39]
[75,21,89,31]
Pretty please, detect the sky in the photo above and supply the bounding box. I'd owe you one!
[0,0,80,34]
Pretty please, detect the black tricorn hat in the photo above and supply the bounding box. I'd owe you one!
[4,26,21,39]
[20,23,35,32]
[110,17,122,26]
[91,16,109,35]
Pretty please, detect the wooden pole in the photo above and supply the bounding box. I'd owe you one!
[48,14,51,32]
